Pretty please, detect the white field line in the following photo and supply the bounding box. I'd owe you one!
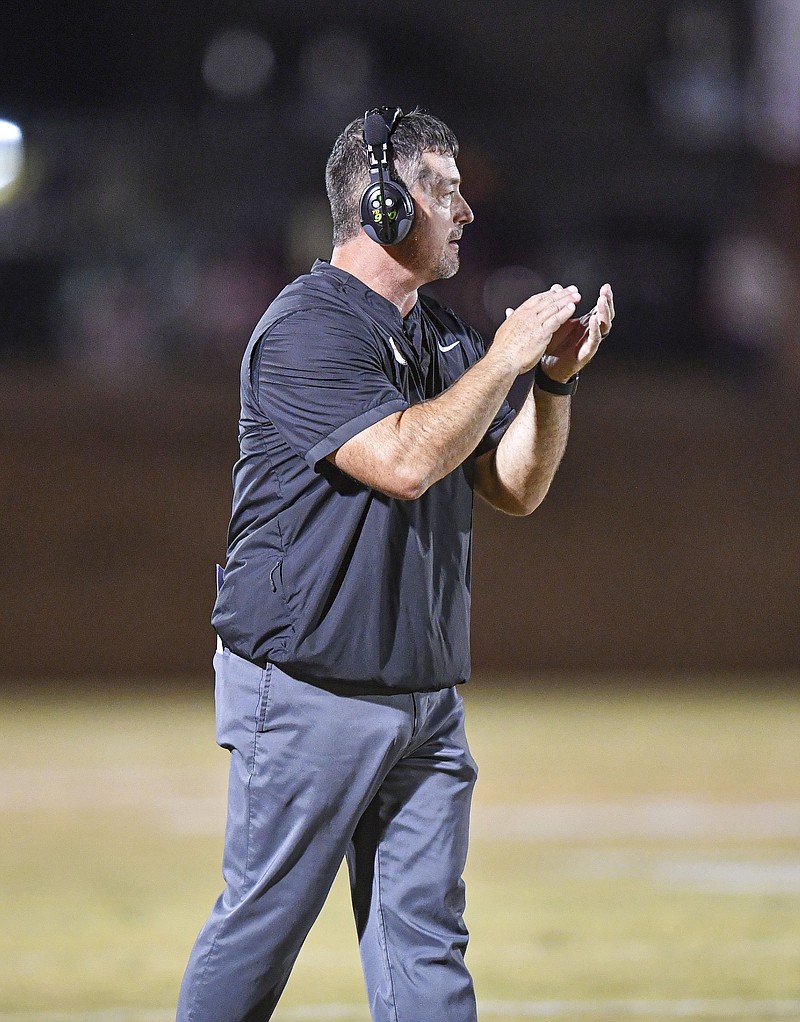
[4,766,800,840]
[0,766,227,834]
[0,1015,175,1022]
[658,858,800,892]
[472,801,800,841]
[562,849,800,894]
[3,1001,800,1021]
[479,1001,800,1017]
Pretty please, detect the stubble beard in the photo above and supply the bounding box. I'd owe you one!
[434,247,460,281]
[404,227,461,285]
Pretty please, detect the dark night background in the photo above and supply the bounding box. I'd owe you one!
[0,0,797,681]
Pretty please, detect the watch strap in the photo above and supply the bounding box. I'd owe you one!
[534,361,579,396]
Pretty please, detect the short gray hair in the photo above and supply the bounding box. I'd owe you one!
[325,108,459,246]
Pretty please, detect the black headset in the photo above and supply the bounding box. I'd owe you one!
[359,107,415,246]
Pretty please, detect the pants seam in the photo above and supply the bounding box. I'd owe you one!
[244,663,272,885]
[185,917,225,1022]
[375,840,400,1022]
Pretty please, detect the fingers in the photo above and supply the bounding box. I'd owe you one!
[515,283,580,313]
[588,284,614,340]
[509,283,612,324]
[499,284,581,374]
[513,283,580,340]
[583,289,614,357]
[586,305,604,351]
[501,281,613,375]
[601,283,615,322]
[541,295,578,332]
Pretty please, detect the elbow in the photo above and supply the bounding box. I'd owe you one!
[513,485,551,515]
[485,486,547,516]
[502,493,543,516]
[385,462,432,501]
[476,454,548,515]
[329,439,433,501]
[378,447,437,500]
[515,493,546,516]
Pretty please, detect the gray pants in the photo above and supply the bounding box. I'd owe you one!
[176,650,479,1022]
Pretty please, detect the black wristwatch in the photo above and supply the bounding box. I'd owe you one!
[534,361,579,396]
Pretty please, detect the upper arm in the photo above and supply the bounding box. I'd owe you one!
[473,448,495,495]
[473,447,506,510]
[473,444,533,515]
[255,309,408,471]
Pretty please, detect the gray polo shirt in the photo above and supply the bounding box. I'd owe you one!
[212,260,515,693]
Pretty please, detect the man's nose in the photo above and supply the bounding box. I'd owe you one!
[456,197,474,225]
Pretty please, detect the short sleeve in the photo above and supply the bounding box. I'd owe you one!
[254,308,409,468]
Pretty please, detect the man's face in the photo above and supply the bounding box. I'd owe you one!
[403,151,474,284]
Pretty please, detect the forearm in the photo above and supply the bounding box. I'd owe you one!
[395,349,518,493]
[476,382,571,515]
[332,348,517,500]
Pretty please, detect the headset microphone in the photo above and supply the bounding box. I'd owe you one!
[359,107,415,246]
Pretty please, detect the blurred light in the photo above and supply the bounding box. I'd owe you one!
[649,0,741,150]
[202,29,275,101]
[482,265,544,324]
[299,30,371,101]
[0,118,24,194]
[747,0,800,162]
[703,232,792,349]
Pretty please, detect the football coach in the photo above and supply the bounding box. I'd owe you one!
[177,106,613,1022]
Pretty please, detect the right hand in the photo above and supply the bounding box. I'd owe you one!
[493,284,581,375]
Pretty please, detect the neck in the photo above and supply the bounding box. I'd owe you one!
[331,239,420,318]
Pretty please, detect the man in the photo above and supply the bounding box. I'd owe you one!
[177,107,613,1022]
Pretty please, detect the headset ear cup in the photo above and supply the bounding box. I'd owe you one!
[359,180,415,246]
[391,182,415,243]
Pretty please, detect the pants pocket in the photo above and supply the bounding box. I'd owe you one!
[255,661,274,733]
[214,650,272,751]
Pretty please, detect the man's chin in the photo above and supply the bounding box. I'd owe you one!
[413,250,460,287]
[436,253,460,281]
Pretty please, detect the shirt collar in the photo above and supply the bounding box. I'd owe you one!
[311,259,420,327]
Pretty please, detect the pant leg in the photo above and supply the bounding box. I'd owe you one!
[177,651,416,1022]
[347,686,479,1022]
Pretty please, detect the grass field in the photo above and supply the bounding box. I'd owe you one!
[1,677,799,1021]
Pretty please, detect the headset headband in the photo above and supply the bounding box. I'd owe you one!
[360,106,414,246]
[363,107,402,182]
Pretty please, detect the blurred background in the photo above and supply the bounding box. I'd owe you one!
[0,0,798,681]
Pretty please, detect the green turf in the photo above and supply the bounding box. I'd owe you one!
[1,679,798,1020]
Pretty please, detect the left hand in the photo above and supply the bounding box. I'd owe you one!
[538,283,614,383]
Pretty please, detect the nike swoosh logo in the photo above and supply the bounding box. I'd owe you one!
[387,336,407,366]
[438,339,461,353]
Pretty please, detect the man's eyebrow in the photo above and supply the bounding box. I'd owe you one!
[417,165,460,189]
[426,172,461,190]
